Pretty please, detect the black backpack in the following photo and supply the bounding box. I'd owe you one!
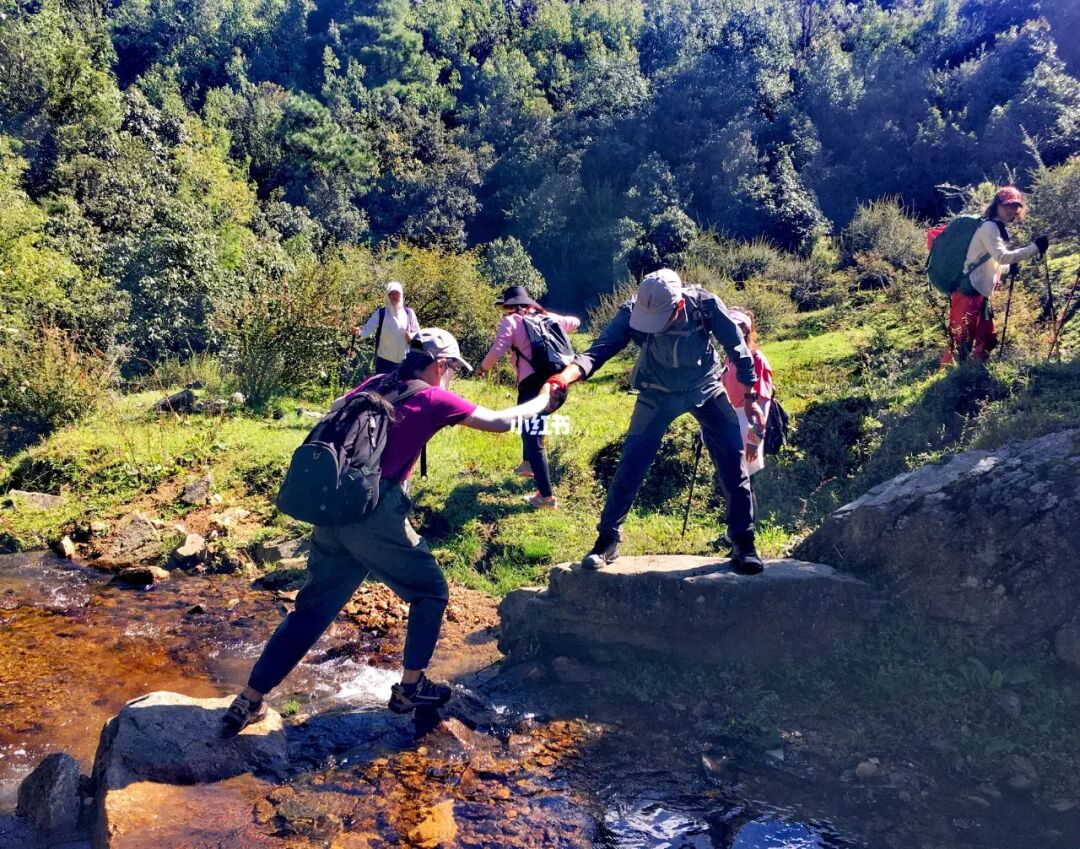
[513,314,575,379]
[763,395,790,456]
[275,379,427,525]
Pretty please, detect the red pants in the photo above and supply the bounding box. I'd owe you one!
[943,291,996,364]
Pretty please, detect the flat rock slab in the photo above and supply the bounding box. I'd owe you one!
[95,775,277,849]
[499,557,876,668]
[92,691,286,849]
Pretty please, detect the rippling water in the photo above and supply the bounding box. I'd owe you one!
[0,552,859,848]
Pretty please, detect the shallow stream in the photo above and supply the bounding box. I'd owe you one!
[1,552,861,847]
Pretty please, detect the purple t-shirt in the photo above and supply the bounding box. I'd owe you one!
[351,377,477,482]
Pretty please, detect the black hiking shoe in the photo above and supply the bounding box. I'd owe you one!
[220,693,267,737]
[730,535,764,576]
[581,533,620,570]
[388,674,452,714]
[711,532,732,552]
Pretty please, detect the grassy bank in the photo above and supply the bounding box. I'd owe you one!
[2,281,1078,594]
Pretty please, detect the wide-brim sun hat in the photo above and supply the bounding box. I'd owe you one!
[629,268,683,334]
[495,285,541,308]
[410,327,473,372]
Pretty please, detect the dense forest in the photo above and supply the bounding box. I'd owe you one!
[2,0,1079,430]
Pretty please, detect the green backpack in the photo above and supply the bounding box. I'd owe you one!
[926,215,988,296]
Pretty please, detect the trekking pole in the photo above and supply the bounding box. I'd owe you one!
[1048,268,1080,361]
[1043,254,1057,328]
[681,430,704,538]
[997,263,1018,360]
[339,328,359,386]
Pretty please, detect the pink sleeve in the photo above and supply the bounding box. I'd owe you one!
[481,315,518,371]
[555,313,581,333]
[754,352,774,400]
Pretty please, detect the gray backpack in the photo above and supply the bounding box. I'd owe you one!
[629,288,720,393]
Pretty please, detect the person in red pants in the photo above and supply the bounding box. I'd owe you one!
[942,187,1047,364]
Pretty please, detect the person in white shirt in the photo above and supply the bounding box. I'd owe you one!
[355,282,421,374]
[943,186,1048,363]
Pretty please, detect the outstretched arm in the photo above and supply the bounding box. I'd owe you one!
[560,301,634,386]
[461,385,561,433]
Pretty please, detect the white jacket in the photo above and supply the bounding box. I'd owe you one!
[964,220,1039,297]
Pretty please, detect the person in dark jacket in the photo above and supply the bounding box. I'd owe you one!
[546,268,765,573]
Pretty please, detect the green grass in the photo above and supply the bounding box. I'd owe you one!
[2,275,1077,594]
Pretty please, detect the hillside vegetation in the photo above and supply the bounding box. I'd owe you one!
[2,0,1079,580]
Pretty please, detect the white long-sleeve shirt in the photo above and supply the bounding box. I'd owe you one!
[359,301,419,363]
[964,220,1039,297]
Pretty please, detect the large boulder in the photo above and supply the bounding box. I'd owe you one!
[499,557,876,668]
[16,752,81,835]
[796,430,1080,664]
[92,691,286,849]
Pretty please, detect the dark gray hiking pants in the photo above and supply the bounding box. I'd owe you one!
[598,389,755,540]
[248,483,448,694]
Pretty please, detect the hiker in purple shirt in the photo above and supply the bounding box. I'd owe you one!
[222,329,567,733]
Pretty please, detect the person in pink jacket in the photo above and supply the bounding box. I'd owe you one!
[717,307,773,549]
[478,286,581,509]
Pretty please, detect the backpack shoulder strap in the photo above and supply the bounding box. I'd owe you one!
[509,313,536,369]
[373,306,386,355]
[682,288,714,336]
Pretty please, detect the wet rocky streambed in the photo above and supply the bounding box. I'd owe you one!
[0,552,1073,848]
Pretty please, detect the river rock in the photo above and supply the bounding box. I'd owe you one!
[114,565,171,586]
[180,474,213,506]
[106,513,161,562]
[16,752,81,834]
[253,538,309,564]
[56,535,76,558]
[170,533,207,569]
[4,489,63,510]
[499,557,876,669]
[796,430,1080,652]
[92,692,285,848]
[408,800,456,848]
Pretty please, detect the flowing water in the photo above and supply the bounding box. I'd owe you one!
[0,553,859,848]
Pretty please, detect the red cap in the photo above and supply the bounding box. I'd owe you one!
[996,186,1024,207]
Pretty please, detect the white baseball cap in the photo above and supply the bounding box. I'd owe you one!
[629,268,683,333]
[386,280,404,295]
[410,327,473,372]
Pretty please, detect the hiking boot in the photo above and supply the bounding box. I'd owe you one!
[220,693,267,737]
[581,533,620,570]
[524,492,558,510]
[388,673,452,714]
[730,534,764,576]
[711,532,732,552]
[513,460,534,479]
